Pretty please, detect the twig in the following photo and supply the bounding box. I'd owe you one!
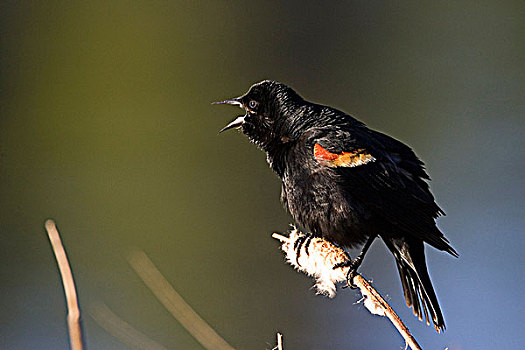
[272,229,422,350]
[89,302,168,350]
[45,219,85,350]
[353,275,422,350]
[128,250,236,350]
[274,333,283,350]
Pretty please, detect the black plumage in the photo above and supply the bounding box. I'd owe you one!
[215,80,457,332]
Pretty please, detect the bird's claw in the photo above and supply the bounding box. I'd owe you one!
[333,259,359,289]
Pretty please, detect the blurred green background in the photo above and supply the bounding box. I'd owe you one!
[1,1,524,349]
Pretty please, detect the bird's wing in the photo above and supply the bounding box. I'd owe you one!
[308,126,455,253]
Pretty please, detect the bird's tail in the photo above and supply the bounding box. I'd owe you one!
[385,237,446,332]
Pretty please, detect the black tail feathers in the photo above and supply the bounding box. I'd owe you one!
[387,237,446,332]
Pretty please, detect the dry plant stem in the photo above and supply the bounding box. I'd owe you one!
[272,231,422,350]
[354,275,422,350]
[128,250,236,350]
[45,219,84,350]
[89,302,168,350]
[275,333,283,350]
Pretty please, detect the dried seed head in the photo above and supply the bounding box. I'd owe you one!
[273,228,350,297]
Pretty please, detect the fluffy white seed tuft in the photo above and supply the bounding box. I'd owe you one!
[273,228,350,297]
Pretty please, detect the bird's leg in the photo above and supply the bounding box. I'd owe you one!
[333,235,377,289]
[293,233,313,266]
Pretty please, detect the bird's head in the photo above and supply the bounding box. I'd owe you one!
[214,80,305,151]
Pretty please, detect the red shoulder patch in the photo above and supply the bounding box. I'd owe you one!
[313,142,339,161]
[313,143,375,168]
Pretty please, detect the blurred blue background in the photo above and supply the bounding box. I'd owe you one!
[1,1,523,349]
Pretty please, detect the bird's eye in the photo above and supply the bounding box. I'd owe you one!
[248,100,258,109]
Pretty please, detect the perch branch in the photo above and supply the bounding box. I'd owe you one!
[45,219,84,350]
[272,229,422,350]
[353,274,422,350]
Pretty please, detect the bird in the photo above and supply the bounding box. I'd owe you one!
[214,80,457,332]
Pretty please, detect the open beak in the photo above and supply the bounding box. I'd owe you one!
[213,97,246,133]
[219,115,245,133]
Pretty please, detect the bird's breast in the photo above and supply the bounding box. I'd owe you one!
[280,163,371,248]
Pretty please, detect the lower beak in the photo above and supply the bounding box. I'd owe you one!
[213,96,246,132]
[219,115,245,133]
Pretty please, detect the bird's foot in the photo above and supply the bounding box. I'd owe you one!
[333,235,376,289]
[293,233,313,265]
[333,259,359,289]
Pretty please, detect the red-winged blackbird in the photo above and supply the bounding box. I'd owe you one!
[215,80,457,332]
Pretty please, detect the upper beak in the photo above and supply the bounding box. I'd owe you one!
[213,97,246,133]
[212,98,242,107]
